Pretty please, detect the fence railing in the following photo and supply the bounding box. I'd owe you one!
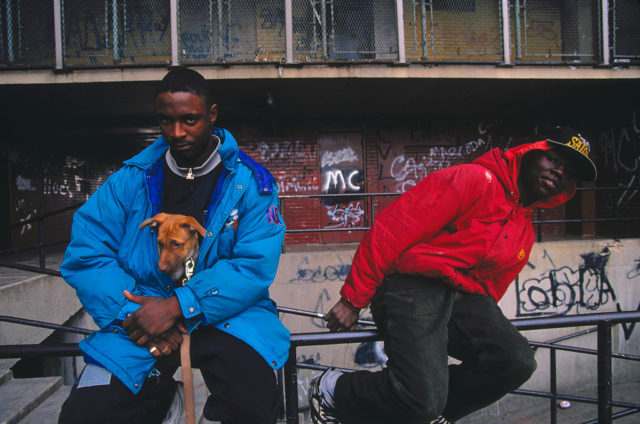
[1,311,639,424]
[1,0,638,70]
[283,311,640,424]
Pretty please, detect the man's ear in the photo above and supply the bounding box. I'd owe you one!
[209,104,218,125]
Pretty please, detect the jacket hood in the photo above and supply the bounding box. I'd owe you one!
[123,127,239,173]
[473,141,575,208]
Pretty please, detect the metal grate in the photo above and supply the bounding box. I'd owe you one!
[179,0,285,64]
[62,0,170,68]
[514,0,600,64]
[611,0,640,63]
[62,0,112,67]
[0,0,55,68]
[404,0,502,62]
[120,0,171,64]
[291,0,398,62]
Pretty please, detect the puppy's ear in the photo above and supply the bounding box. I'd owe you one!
[140,213,168,230]
[181,216,207,238]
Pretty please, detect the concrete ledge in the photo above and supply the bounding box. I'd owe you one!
[0,63,638,85]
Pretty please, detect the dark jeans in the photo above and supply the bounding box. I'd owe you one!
[334,274,537,424]
[59,326,281,424]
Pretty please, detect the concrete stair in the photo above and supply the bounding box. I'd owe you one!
[0,371,63,424]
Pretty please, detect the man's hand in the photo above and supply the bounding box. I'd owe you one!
[122,291,182,346]
[146,325,186,358]
[325,298,360,332]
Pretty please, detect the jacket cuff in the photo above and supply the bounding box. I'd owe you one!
[174,286,202,320]
[116,300,141,323]
[340,297,361,312]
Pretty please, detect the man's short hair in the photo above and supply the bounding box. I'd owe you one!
[155,67,213,106]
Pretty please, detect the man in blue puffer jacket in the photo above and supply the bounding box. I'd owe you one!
[58,68,289,424]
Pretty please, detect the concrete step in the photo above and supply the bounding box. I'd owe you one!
[0,376,62,424]
[17,385,71,424]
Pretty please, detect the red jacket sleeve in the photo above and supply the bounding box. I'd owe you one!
[341,167,472,308]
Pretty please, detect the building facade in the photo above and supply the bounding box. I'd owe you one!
[1,0,639,250]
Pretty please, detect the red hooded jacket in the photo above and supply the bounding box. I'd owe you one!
[341,141,575,307]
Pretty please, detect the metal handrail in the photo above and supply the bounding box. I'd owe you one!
[283,311,640,424]
[1,310,639,423]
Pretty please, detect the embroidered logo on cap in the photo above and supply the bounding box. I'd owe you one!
[566,135,590,156]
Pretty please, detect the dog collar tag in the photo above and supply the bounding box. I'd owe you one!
[184,257,196,281]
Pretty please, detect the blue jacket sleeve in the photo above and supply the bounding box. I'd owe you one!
[59,169,142,329]
[173,180,285,327]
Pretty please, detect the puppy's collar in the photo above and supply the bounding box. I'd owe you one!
[177,256,196,287]
[165,135,221,180]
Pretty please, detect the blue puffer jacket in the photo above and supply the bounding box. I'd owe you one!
[60,128,289,394]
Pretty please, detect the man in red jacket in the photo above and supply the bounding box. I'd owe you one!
[309,127,597,424]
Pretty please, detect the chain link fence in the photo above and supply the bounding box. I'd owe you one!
[512,0,600,64]
[62,0,170,68]
[179,0,285,63]
[611,0,640,64]
[0,0,55,68]
[293,0,399,62]
[404,0,503,62]
[0,0,638,68]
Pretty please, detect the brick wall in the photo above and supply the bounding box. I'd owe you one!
[7,113,638,251]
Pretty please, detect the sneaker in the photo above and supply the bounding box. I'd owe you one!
[161,381,185,424]
[429,416,454,424]
[309,368,341,424]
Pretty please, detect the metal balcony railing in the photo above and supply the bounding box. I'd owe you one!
[0,0,638,70]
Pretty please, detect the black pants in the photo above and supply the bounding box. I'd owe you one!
[334,275,537,424]
[59,326,281,424]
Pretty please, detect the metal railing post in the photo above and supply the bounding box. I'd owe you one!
[320,0,327,59]
[597,322,613,424]
[514,0,521,60]
[395,0,405,63]
[614,186,619,239]
[550,348,557,424]
[5,0,14,62]
[500,0,511,65]
[285,0,293,63]
[601,0,610,65]
[53,0,63,69]
[420,0,427,60]
[38,218,45,269]
[170,0,179,65]
[112,0,120,62]
[537,208,542,242]
[284,345,299,424]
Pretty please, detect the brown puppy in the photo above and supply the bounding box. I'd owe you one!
[139,212,206,424]
[140,212,207,285]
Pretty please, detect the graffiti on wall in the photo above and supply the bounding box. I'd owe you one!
[289,256,352,284]
[516,248,617,317]
[320,135,365,232]
[598,109,640,207]
[377,122,501,193]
